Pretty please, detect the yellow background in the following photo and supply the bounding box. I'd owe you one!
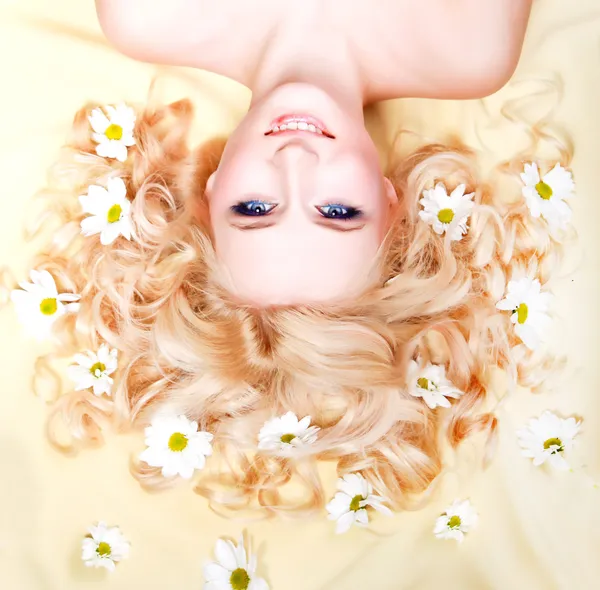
[1,1,599,588]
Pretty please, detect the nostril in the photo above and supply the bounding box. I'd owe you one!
[274,141,319,159]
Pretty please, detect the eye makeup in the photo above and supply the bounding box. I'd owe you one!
[230,201,278,216]
[231,200,362,220]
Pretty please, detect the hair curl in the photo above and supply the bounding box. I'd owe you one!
[13,83,574,519]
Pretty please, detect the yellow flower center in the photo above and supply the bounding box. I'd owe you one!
[96,542,111,557]
[448,515,462,529]
[90,361,106,376]
[543,437,564,453]
[515,303,528,324]
[168,432,188,452]
[535,180,553,200]
[105,123,123,141]
[417,377,430,390]
[230,568,250,590]
[107,204,122,224]
[349,494,365,512]
[437,208,455,224]
[280,433,296,444]
[39,297,58,316]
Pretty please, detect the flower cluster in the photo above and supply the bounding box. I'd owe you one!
[11,102,588,583]
[416,163,573,353]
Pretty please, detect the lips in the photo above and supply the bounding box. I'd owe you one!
[264,114,335,139]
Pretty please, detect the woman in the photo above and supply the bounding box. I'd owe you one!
[14,0,565,520]
[95,0,533,305]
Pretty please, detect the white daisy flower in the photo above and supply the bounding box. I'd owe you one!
[81,521,130,571]
[89,103,136,162]
[10,269,80,340]
[139,414,213,479]
[325,472,392,535]
[521,162,574,231]
[406,358,464,409]
[495,276,552,351]
[203,535,269,590]
[79,177,133,245]
[67,344,118,397]
[433,499,478,543]
[257,411,320,456]
[517,410,581,470]
[418,183,475,241]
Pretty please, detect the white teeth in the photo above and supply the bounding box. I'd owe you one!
[269,120,325,134]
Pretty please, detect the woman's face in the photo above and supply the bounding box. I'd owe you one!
[207,84,396,305]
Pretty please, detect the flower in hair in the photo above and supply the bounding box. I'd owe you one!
[10,269,80,340]
[257,411,320,456]
[81,521,130,571]
[89,103,136,162]
[517,410,581,470]
[67,344,118,397]
[325,473,392,534]
[203,534,269,590]
[406,359,464,409]
[521,162,574,231]
[433,499,478,542]
[79,177,133,245]
[418,183,475,241]
[495,276,552,351]
[139,415,213,479]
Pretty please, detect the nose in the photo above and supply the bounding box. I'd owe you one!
[271,139,318,203]
[272,139,319,166]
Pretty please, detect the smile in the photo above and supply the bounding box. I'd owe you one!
[264,114,335,139]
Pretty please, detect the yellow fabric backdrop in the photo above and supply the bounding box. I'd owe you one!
[1,1,599,588]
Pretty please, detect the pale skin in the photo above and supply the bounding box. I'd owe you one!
[96,0,533,305]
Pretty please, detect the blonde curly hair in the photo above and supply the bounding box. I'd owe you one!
[15,87,573,518]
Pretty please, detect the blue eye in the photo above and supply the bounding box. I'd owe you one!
[317,204,362,220]
[231,201,277,216]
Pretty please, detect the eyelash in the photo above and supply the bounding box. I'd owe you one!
[231,201,362,220]
[317,204,362,220]
[231,201,277,216]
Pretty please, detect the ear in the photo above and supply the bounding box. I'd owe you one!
[383,176,397,206]
[206,171,216,196]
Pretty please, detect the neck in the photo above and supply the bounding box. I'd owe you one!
[247,24,367,119]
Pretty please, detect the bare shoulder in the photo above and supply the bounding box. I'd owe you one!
[94,0,268,72]
[375,0,534,99]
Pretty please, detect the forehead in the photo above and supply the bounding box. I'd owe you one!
[214,224,382,305]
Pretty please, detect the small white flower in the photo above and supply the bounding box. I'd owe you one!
[203,535,268,590]
[325,473,392,535]
[89,103,136,162]
[79,177,133,245]
[257,411,320,456]
[521,162,574,231]
[10,269,80,340]
[517,410,581,470]
[495,276,552,351]
[433,499,478,543]
[81,521,130,571]
[67,344,118,397]
[419,183,475,241]
[406,358,464,409]
[139,415,213,479]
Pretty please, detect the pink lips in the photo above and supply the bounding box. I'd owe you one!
[264,114,335,138]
